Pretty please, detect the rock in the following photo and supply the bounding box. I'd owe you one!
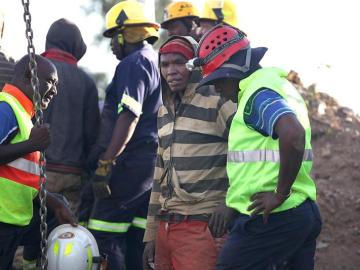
[318,102,327,115]
[317,241,330,249]
[320,144,332,159]
[337,106,353,118]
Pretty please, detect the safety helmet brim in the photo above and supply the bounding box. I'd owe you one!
[197,47,268,88]
[161,16,199,29]
[103,22,160,38]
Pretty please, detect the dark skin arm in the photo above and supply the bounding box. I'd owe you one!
[91,111,139,199]
[0,125,50,165]
[46,192,77,226]
[247,114,305,223]
[101,110,139,161]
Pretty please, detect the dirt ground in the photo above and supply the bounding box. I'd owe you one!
[289,72,360,270]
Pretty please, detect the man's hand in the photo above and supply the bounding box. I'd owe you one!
[47,193,77,226]
[208,202,235,238]
[91,159,113,199]
[143,241,155,270]
[28,124,50,151]
[53,202,78,227]
[247,192,287,224]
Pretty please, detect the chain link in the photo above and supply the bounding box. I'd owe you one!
[21,0,48,269]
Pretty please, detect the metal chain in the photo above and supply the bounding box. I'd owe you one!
[21,0,48,269]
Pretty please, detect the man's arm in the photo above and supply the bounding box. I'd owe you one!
[143,151,164,270]
[90,111,139,199]
[46,192,77,226]
[245,89,305,223]
[0,125,50,165]
[248,114,305,223]
[101,111,139,161]
[275,114,305,197]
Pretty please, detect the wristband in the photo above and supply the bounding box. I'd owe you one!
[274,188,292,199]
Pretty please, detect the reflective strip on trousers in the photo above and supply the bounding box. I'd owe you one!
[132,217,147,229]
[7,158,40,175]
[227,149,313,163]
[88,219,131,233]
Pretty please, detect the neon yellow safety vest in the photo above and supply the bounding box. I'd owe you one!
[0,91,40,226]
[226,67,316,215]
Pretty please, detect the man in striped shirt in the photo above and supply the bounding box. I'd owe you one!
[0,11,15,89]
[143,36,237,270]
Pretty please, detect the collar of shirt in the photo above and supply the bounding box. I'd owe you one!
[2,83,34,117]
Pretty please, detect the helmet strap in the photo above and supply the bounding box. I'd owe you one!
[212,8,224,23]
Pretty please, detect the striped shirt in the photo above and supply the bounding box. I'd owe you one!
[0,50,15,90]
[244,88,295,139]
[144,82,237,242]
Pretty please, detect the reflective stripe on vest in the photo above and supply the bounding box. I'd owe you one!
[228,149,313,163]
[7,158,40,176]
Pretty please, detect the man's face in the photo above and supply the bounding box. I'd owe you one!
[165,20,189,36]
[110,32,124,60]
[196,20,216,40]
[214,78,239,103]
[38,66,58,110]
[160,53,191,93]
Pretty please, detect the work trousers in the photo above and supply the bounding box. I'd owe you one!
[89,192,150,270]
[46,171,82,215]
[216,200,322,270]
[0,201,58,269]
[155,220,226,270]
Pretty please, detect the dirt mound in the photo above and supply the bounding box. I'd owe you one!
[288,71,360,270]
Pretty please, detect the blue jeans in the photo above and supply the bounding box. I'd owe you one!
[216,200,322,270]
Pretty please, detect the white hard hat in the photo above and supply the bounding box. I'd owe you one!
[47,224,102,270]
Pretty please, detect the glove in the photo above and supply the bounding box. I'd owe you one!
[208,202,236,238]
[91,159,113,199]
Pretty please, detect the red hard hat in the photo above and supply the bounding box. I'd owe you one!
[193,25,250,77]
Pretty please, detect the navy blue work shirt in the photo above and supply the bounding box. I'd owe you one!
[100,43,162,153]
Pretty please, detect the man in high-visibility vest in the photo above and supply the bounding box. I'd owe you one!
[192,25,322,270]
[0,54,76,269]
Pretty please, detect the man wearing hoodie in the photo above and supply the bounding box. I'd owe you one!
[41,18,100,214]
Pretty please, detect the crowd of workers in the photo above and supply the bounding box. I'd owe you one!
[0,1,322,269]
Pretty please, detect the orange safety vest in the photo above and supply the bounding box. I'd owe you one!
[0,84,40,226]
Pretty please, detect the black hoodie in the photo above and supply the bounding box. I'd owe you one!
[43,18,100,172]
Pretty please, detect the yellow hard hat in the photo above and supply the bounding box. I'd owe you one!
[104,0,160,40]
[161,1,200,28]
[200,0,238,27]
